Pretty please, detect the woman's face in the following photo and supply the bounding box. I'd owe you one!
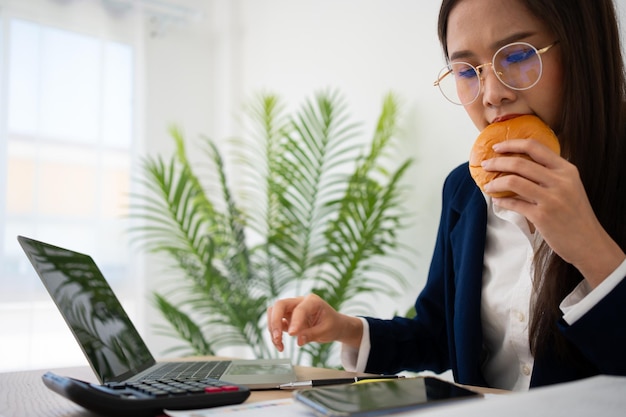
[446,0,564,133]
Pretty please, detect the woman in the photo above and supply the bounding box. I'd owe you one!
[267,0,626,390]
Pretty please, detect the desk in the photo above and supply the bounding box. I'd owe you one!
[0,362,501,417]
[0,362,385,417]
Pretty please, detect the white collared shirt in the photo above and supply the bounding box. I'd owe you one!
[342,194,626,391]
[480,196,537,390]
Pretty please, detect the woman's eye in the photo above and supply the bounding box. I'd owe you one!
[506,49,535,64]
[457,68,477,79]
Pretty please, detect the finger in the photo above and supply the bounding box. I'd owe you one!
[267,297,303,351]
[492,138,559,167]
[290,295,342,345]
[266,306,284,352]
[482,156,547,193]
[286,294,322,335]
[297,333,309,347]
[269,297,300,328]
[486,170,552,204]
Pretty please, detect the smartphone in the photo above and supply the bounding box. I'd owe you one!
[294,376,482,417]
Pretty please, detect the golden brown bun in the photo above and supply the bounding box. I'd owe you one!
[469,115,560,197]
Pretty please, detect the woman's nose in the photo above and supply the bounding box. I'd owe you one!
[481,67,516,106]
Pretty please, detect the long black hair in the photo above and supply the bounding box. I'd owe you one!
[438,0,626,358]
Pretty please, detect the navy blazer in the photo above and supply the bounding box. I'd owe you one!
[364,163,626,388]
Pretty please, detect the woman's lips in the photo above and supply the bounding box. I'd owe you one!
[492,114,526,124]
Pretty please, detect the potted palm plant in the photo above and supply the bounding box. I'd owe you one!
[129,89,414,368]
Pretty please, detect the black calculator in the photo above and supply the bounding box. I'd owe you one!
[43,371,250,417]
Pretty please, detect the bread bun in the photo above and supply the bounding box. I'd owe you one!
[469,115,560,197]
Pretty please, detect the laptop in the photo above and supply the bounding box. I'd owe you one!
[17,235,297,391]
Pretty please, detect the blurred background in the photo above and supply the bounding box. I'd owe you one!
[2,0,625,372]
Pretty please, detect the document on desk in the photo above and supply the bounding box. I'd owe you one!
[401,375,626,417]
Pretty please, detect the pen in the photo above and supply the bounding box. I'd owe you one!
[279,375,404,389]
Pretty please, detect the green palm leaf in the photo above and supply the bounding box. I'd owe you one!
[153,293,214,356]
[129,89,414,367]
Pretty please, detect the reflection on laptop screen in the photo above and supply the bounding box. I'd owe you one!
[18,236,154,382]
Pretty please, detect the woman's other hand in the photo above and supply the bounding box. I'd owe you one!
[267,293,363,352]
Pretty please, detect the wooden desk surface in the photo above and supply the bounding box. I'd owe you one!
[0,361,374,417]
[0,360,503,417]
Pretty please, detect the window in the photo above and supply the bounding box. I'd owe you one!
[0,14,137,372]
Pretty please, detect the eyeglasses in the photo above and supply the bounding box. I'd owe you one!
[434,41,558,105]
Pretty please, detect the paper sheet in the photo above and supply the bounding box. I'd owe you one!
[397,375,626,417]
[164,398,312,417]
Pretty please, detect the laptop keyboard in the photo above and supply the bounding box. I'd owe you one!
[142,360,232,380]
[99,361,238,400]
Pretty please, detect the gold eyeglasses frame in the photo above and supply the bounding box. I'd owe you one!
[433,41,559,105]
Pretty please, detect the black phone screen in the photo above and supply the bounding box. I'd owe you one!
[295,376,482,417]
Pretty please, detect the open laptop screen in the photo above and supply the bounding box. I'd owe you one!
[18,236,155,382]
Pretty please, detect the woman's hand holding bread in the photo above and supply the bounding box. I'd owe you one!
[473,115,624,287]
